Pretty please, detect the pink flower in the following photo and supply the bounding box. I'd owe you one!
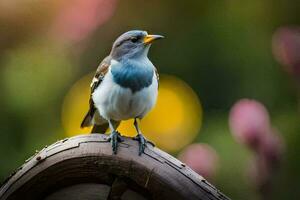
[178,143,219,181]
[272,27,300,80]
[259,129,284,168]
[251,130,283,175]
[50,0,117,43]
[230,100,284,196]
[229,99,271,150]
[248,130,283,195]
[248,155,271,193]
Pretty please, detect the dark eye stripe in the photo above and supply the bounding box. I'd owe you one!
[130,37,138,42]
[116,35,143,47]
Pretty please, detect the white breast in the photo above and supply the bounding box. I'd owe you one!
[92,68,158,121]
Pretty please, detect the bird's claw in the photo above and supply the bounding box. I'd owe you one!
[133,134,154,155]
[107,131,123,154]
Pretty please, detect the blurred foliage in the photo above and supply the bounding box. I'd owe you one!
[0,0,300,199]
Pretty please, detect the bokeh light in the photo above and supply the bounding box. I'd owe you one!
[229,99,271,149]
[178,143,219,181]
[229,99,284,196]
[62,73,202,152]
[247,130,284,195]
[62,73,93,135]
[272,27,300,80]
[50,0,117,43]
[259,129,284,168]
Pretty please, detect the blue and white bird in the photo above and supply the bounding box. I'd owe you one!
[81,30,164,155]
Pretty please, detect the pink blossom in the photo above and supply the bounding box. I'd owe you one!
[50,0,117,43]
[247,129,283,197]
[272,27,300,79]
[178,143,219,181]
[247,155,271,193]
[229,99,271,149]
[259,129,284,167]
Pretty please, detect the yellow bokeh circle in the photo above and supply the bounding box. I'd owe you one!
[62,74,93,135]
[62,73,202,152]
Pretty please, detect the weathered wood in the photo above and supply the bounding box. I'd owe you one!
[0,134,230,200]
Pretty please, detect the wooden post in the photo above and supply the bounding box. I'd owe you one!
[0,134,230,200]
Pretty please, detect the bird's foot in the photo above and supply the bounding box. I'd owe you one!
[133,134,155,155]
[107,131,123,154]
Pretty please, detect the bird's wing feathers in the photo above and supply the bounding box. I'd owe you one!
[154,66,159,81]
[90,57,111,93]
[81,57,111,128]
[154,66,159,88]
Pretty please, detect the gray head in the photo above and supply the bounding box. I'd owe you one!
[110,30,164,60]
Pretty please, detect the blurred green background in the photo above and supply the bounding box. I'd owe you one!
[0,0,300,199]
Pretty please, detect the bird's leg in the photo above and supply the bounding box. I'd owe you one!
[133,118,155,155]
[107,119,123,154]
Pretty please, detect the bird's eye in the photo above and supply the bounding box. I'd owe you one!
[130,37,138,43]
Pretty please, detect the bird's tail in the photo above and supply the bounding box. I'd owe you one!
[91,124,109,134]
[81,111,110,134]
[91,120,120,134]
[81,110,120,134]
[81,111,93,128]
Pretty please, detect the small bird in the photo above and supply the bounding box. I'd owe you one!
[81,30,163,155]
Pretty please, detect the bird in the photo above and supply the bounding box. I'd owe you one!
[81,30,164,155]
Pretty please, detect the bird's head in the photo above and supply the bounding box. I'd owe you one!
[110,30,164,60]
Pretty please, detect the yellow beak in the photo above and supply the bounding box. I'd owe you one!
[143,34,164,44]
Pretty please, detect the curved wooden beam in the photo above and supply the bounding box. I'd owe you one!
[0,134,230,200]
